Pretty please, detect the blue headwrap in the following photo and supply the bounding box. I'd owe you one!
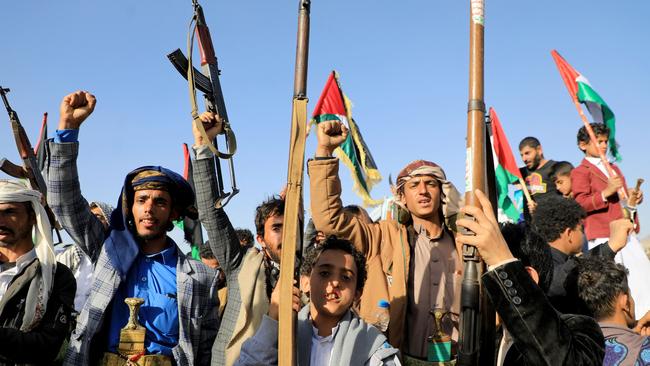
[104,166,197,279]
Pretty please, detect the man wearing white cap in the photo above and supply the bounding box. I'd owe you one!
[0,179,76,364]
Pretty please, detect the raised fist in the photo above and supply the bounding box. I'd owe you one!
[315,120,348,157]
[58,91,96,130]
[192,111,225,146]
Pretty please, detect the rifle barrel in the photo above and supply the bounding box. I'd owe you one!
[458,0,491,364]
[293,0,310,99]
[278,2,311,365]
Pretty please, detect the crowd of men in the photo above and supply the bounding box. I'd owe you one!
[0,90,647,366]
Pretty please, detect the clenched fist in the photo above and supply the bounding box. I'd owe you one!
[192,111,225,147]
[58,91,96,130]
[315,120,348,158]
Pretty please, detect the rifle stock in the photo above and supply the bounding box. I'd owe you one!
[278,1,311,365]
[457,0,495,364]
[1,86,62,243]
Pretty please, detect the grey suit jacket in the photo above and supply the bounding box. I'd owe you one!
[44,140,219,366]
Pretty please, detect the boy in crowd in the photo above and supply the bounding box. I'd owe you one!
[531,194,632,314]
[550,161,574,199]
[236,236,400,366]
[571,123,642,246]
[577,257,650,365]
[309,120,462,357]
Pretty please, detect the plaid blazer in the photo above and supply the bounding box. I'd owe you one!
[44,141,219,366]
[192,148,272,366]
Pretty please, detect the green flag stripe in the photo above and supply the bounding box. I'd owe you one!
[576,81,620,161]
[314,113,370,192]
[340,137,369,191]
[313,114,342,123]
[495,164,521,222]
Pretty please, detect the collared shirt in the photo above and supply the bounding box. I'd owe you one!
[586,156,609,177]
[496,327,514,366]
[0,248,37,298]
[405,224,460,358]
[107,245,178,357]
[309,322,340,366]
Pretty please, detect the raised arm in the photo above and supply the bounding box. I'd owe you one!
[308,120,382,258]
[191,112,245,275]
[457,190,605,364]
[483,261,604,364]
[44,91,105,262]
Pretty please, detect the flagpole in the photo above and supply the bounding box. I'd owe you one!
[551,50,628,203]
[278,1,311,365]
[570,98,628,201]
[517,177,534,206]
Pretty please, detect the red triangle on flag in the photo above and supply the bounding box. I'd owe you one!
[490,108,522,180]
[551,50,580,101]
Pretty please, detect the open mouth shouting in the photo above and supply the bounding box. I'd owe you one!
[326,290,341,302]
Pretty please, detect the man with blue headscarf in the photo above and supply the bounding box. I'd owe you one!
[44,91,219,366]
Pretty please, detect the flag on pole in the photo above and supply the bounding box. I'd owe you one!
[311,71,382,206]
[174,143,203,260]
[489,108,523,222]
[551,50,620,161]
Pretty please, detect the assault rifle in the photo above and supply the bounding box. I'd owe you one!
[0,86,61,243]
[167,0,238,207]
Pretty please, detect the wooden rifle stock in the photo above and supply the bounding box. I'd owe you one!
[457,1,495,364]
[278,1,311,365]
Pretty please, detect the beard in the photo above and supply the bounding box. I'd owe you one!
[265,247,282,264]
[136,231,166,241]
[0,225,31,248]
[528,154,542,170]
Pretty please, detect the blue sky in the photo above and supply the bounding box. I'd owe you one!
[2,1,648,250]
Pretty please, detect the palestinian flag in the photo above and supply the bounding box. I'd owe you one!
[173,143,203,260]
[312,71,382,206]
[551,50,620,161]
[489,108,522,223]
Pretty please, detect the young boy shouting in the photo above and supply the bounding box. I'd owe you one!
[235,236,400,366]
[571,123,642,246]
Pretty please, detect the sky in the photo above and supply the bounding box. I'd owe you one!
[2,1,649,251]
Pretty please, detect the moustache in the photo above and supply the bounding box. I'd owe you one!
[0,227,14,235]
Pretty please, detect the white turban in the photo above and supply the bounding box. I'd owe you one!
[0,179,56,331]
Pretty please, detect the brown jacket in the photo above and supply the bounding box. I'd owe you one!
[308,158,461,349]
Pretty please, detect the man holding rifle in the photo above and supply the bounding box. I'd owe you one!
[190,111,289,366]
[308,120,463,361]
[44,91,219,366]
